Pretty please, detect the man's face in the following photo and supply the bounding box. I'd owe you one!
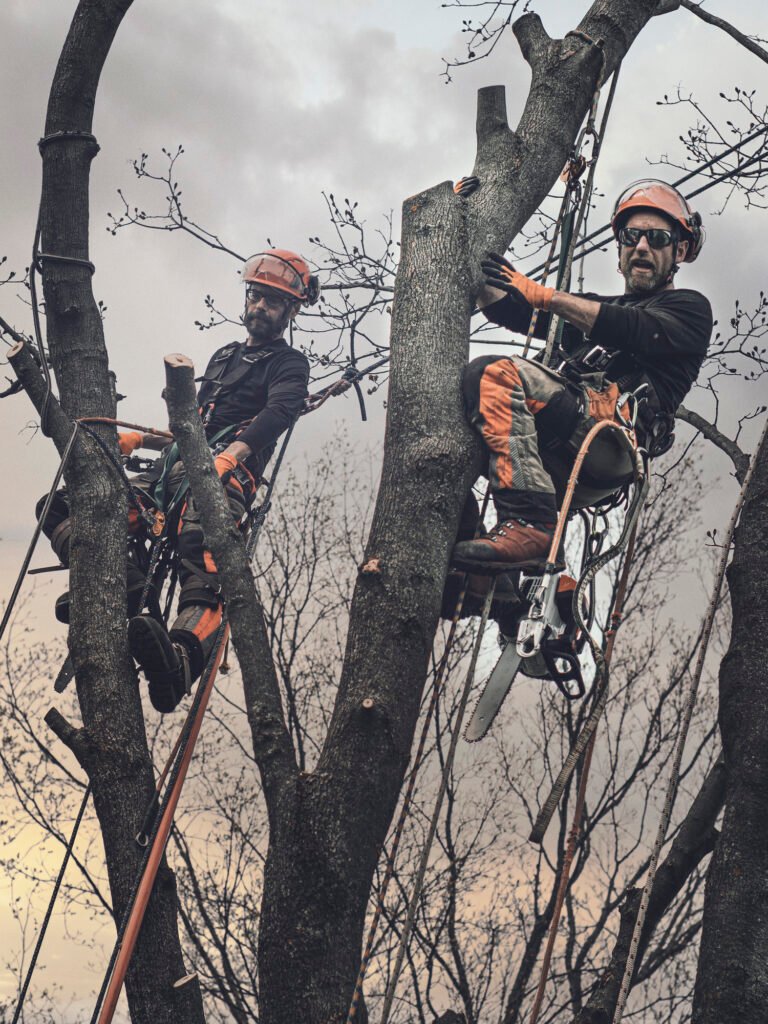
[243,284,296,344]
[618,211,689,295]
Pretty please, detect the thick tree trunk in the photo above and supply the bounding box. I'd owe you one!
[693,430,768,1023]
[15,3,206,1020]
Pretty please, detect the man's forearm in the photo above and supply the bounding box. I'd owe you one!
[142,432,172,451]
[549,291,601,336]
[224,440,252,462]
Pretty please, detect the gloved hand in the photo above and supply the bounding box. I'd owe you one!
[118,430,144,456]
[481,252,555,311]
[453,175,480,198]
[214,451,256,500]
[214,451,239,481]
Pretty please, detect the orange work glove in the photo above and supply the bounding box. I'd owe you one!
[118,430,144,456]
[481,251,555,311]
[453,175,480,198]
[214,451,256,498]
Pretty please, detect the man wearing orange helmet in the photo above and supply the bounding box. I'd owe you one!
[39,250,318,712]
[451,179,713,573]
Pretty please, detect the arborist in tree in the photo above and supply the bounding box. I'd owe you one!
[451,179,712,576]
[38,250,318,712]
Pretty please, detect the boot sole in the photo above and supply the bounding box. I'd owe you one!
[452,556,564,575]
[128,616,187,714]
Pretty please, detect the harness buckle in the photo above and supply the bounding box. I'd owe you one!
[583,345,612,370]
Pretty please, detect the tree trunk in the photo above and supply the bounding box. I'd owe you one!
[693,430,768,1023]
[25,2,205,1020]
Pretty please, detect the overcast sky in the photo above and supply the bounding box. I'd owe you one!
[1,0,767,1015]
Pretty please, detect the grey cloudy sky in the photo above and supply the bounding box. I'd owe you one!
[0,0,767,1010]
[1,1,766,549]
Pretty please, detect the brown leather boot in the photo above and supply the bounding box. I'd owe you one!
[452,519,556,573]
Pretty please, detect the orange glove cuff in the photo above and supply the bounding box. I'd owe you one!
[213,452,239,478]
[118,430,144,456]
[499,266,554,311]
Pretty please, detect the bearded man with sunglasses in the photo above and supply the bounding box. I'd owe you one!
[451,179,713,574]
[39,250,318,712]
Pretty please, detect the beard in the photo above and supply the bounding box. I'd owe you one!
[623,258,668,295]
[244,309,279,342]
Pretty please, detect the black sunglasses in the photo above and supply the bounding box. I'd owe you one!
[619,226,676,250]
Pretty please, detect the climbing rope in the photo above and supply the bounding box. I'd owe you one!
[516,64,618,362]
[530,416,648,845]
[11,783,92,1024]
[346,489,491,1023]
[611,415,768,1024]
[527,524,639,1024]
[247,354,390,562]
[529,122,768,284]
[91,617,229,1024]
[542,66,620,366]
[378,580,497,1024]
[0,422,79,645]
[521,76,605,360]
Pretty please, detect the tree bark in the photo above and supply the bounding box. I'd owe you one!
[16,2,206,1020]
[693,429,768,1024]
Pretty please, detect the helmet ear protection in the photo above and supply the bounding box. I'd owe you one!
[305,274,321,307]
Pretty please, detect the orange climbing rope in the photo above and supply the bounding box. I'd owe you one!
[527,525,639,1024]
[92,621,230,1024]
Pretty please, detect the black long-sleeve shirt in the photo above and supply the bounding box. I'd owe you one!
[483,287,713,415]
[197,338,310,477]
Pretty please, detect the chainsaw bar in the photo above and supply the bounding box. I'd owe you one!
[464,641,523,742]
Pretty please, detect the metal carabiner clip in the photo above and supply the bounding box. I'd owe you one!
[615,391,639,429]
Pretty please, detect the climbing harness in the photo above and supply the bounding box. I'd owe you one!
[611,414,768,1024]
[369,408,644,1019]
[3,342,386,1014]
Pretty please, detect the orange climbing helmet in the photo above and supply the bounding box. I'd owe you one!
[241,249,320,305]
[611,179,704,262]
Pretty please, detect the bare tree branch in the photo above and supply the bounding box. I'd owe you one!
[661,1,768,66]
[162,353,298,804]
[676,406,750,482]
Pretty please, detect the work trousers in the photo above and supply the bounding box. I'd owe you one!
[462,355,635,521]
[37,456,253,675]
